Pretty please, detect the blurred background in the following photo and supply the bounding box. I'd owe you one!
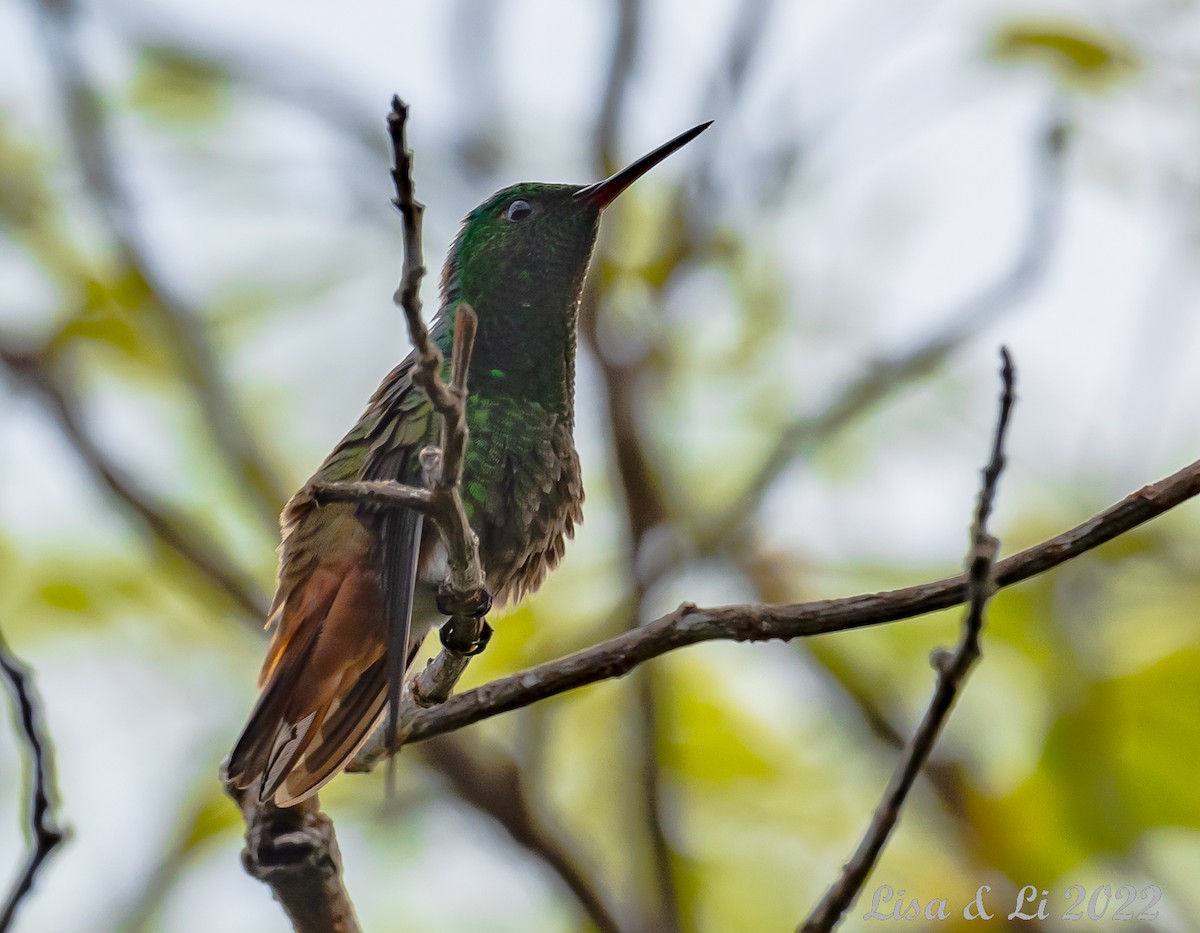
[3,0,1200,930]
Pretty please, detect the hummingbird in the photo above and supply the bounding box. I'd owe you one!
[223,119,711,807]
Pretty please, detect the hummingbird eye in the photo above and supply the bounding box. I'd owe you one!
[504,198,534,222]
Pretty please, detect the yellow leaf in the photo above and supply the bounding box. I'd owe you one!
[991,22,1138,89]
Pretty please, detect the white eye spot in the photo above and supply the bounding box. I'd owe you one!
[505,199,534,221]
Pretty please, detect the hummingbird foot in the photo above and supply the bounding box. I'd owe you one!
[435,584,492,619]
[438,618,493,656]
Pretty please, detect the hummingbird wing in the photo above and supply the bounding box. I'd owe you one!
[224,354,436,806]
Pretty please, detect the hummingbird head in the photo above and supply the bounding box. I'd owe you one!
[440,121,712,321]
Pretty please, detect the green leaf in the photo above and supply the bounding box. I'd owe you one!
[972,648,1200,880]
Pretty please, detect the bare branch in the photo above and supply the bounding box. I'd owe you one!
[308,479,433,514]
[238,796,361,933]
[799,348,1016,933]
[397,449,1200,744]
[239,98,489,933]
[0,627,67,932]
[386,96,488,636]
[33,0,289,527]
[0,344,268,621]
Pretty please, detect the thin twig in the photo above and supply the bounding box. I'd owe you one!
[799,348,1016,933]
[394,447,1200,745]
[308,480,433,514]
[385,96,488,634]
[0,628,67,933]
[339,102,490,776]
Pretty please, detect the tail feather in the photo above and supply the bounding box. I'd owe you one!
[273,658,388,805]
[223,621,324,791]
[225,510,429,806]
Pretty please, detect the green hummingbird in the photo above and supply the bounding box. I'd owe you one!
[224,119,711,807]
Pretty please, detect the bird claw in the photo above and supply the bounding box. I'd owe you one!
[439,619,493,657]
[436,584,492,619]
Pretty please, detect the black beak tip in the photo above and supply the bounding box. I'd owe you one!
[576,119,714,207]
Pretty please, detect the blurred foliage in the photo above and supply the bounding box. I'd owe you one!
[2,2,1198,933]
[129,47,232,127]
[990,20,1139,90]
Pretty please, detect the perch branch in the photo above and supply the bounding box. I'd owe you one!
[390,448,1200,746]
[237,796,360,933]
[385,96,488,636]
[0,628,66,933]
[239,97,489,932]
[799,348,1015,932]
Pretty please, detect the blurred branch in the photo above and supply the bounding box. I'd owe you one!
[0,627,66,933]
[696,116,1069,554]
[595,0,641,176]
[32,0,288,529]
[398,450,1200,744]
[799,348,1015,933]
[692,0,775,202]
[0,344,268,621]
[420,736,626,933]
[591,4,684,930]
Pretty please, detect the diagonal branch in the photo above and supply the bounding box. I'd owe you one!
[0,343,268,621]
[397,449,1200,745]
[32,0,289,528]
[695,118,1068,554]
[0,627,67,933]
[799,348,1015,932]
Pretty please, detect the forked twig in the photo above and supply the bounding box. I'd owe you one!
[798,348,1016,933]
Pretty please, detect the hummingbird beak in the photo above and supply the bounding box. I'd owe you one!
[574,120,713,208]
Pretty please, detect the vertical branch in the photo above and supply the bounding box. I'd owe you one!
[238,796,361,933]
[385,98,488,637]
[798,349,1017,933]
[0,628,67,933]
